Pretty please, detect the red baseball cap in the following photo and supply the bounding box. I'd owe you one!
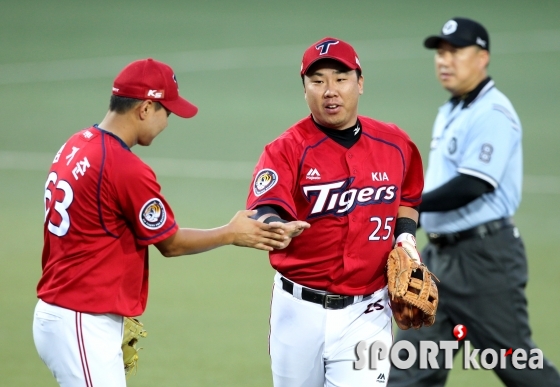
[300,37,362,76]
[112,58,198,118]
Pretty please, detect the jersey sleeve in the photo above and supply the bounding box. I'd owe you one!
[400,138,424,207]
[457,106,521,188]
[113,159,178,246]
[246,140,299,220]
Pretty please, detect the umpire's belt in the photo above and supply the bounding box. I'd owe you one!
[280,277,371,310]
[427,217,514,248]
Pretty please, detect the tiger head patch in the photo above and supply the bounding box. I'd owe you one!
[139,198,167,230]
[253,169,278,197]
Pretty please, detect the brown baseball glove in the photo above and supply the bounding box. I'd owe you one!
[122,317,147,376]
[386,244,439,330]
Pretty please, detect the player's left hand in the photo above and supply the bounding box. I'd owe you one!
[267,220,311,249]
[386,245,438,330]
[396,241,421,264]
[395,233,421,264]
[122,317,147,376]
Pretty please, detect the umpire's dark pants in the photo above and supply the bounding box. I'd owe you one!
[387,224,560,387]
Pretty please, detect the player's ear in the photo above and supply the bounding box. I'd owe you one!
[478,49,490,70]
[138,100,152,120]
[358,75,364,95]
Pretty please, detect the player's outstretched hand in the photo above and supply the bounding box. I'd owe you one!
[267,220,311,249]
[227,210,289,251]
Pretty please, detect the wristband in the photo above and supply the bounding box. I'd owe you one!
[263,216,288,224]
[394,217,417,239]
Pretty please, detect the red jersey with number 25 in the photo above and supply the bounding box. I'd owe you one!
[38,126,178,316]
[247,115,423,296]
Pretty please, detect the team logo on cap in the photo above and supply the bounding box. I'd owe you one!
[253,169,278,196]
[442,20,458,35]
[139,198,167,230]
[316,40,339,55]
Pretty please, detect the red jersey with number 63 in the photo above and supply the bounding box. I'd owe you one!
[247,115,423,296]
[38,126,178,316]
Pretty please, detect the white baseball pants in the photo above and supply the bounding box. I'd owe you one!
[269,272,393,387]
[33,299,126,387]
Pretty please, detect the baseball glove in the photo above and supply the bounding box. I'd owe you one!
[122,317,147,376]
[386,245,439,330]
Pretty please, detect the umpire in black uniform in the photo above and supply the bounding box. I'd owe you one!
[387,17,560,386]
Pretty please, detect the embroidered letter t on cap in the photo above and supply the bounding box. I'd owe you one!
[300,37,361,76]
[112,58,198,118]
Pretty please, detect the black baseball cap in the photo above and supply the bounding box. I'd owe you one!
[424,17,490,52]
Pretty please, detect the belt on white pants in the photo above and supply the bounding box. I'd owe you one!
[280,276,373,310]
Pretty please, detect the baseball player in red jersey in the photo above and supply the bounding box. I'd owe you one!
[33,58,291,387]
[246,38,424,387]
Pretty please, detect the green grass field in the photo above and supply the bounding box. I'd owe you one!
[1,0,559,386]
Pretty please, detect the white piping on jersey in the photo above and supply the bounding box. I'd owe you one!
[492,104,521,131]
[457,167,498,188]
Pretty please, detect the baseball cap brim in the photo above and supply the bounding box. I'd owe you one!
[160,97,198,118]
[302,56,357,76]
[424,35,474,49]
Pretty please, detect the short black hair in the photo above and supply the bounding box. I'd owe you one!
[109,95,165,114]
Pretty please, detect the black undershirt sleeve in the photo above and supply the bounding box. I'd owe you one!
[420,173,495,212]
[251,205,289,223]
